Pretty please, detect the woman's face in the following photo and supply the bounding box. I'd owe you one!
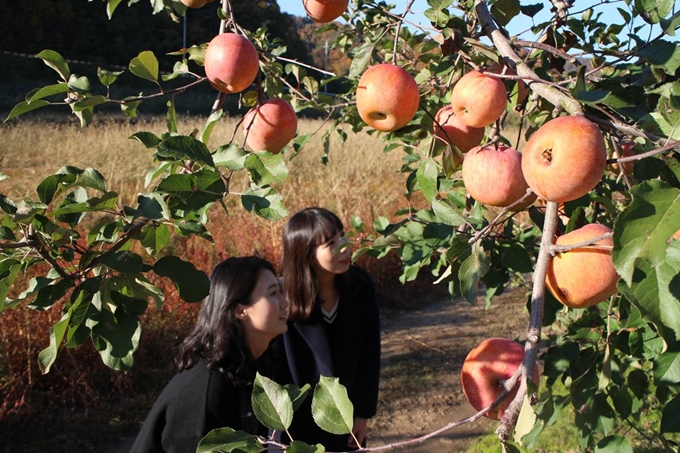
[238,268,289,341]
[313,230,351,276]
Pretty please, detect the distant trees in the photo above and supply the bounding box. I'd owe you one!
[0,0,311,68]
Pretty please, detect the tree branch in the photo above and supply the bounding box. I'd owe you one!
[473,0,583,116]
[496,201,559,440]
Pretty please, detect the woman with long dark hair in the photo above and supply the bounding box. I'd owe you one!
[280,207,380,450]
[131,256,288,453]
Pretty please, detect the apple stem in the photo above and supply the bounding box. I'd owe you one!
[496,201,559,441]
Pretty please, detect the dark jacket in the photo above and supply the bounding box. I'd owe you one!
[130,358,263,453]
[281,266,381,450]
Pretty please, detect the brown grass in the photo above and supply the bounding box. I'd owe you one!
[0,113,437,451]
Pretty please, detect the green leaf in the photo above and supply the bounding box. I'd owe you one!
[491,0,520,26]
[199,109,223,144]
[458,244,490,304]
[68,74,91,93]
[97,67,124,86]
[661,394,680,433]
[417,158,439,203]
[639,39,680,75]
[0,259,22,312]
[349,42,376,79]
[106,0,123,19]
[36,50,70,81]
[520,3,544,17]
[287,441,325,453]
[214,145,248,170]
[654,351,680,384]
[26,83,69,103]
[613,180,680,285]
[156,136,215,167]
[100,251,144,275]
[38,288,88,373]
[166,98,177,134]
[241,186,288,221]
[139,223,170,256]
[594,435,633,453]
[618,241,680,342]
[5,100,50,122]
[89,290,141,371]
[245,152,289,186]
[129,51,159,83]
[500,242,534,273]
[196,427,262,453]
[134,193,170,220]
[129,131,162,149]
[252,373,293,431]
[121,99,142,117]
[153,256,210,302]
[311,376,354,435]
[431,199,465,226]
[635,0,674,24]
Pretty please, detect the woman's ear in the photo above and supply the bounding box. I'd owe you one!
[235,304,248,320]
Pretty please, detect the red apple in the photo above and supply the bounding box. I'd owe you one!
[450,70,507,128]
[609,140,635,175]
[546,223,619,308]
[242,98,298,154]
[204,33,260,94]
[356,63,420,132]
[673,230,680,240]
[433,106,485,153]
[461,337,540,420]
[303,0,349,23]
[522,116,606,203]
[180,0,214,8]
[462,144,536,208]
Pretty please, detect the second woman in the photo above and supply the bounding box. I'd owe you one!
[280,207,380,451]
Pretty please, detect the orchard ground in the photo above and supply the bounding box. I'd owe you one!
[103,286,530,453]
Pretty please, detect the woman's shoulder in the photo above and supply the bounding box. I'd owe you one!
[346,265,375,286]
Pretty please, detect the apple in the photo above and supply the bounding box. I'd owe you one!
[180,0,214,8]
[450,70,507,128]
[462,144,536,208]
[486,62,530,106]
[522,116,606,203]
[608,140,635,175]
[356,63,420,132]
[461,337,540,420]
[242,98,298,154]
[303,0,349,23]
[433,106,485,154]
[204,33,260,94]
[673,229,680,240]
[546,223,619,309]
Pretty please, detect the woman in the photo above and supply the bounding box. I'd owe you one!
[130,256,289,453]
[280,207,380,450]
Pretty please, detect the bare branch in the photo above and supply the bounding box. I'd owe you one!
[497,201,559,440]
[549,232,613,255]
[473,0,583,116]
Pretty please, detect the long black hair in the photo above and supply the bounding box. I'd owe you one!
[281,207,348,321]
[175,256,276,385]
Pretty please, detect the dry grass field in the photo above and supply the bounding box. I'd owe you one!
[0,113,446,451]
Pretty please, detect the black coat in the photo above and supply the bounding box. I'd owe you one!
[130,359,263,453]
[281,266,381,450]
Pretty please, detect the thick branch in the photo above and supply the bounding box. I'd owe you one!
[473,0,583,116]
[496,201,559,440]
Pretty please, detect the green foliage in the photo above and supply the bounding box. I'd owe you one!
[2,0,680,451]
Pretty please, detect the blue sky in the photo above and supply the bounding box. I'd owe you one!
[277,0,672,42]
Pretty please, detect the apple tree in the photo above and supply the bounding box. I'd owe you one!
[2,0,680,451]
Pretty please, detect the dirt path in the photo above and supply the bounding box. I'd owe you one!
[368,288,530,452]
